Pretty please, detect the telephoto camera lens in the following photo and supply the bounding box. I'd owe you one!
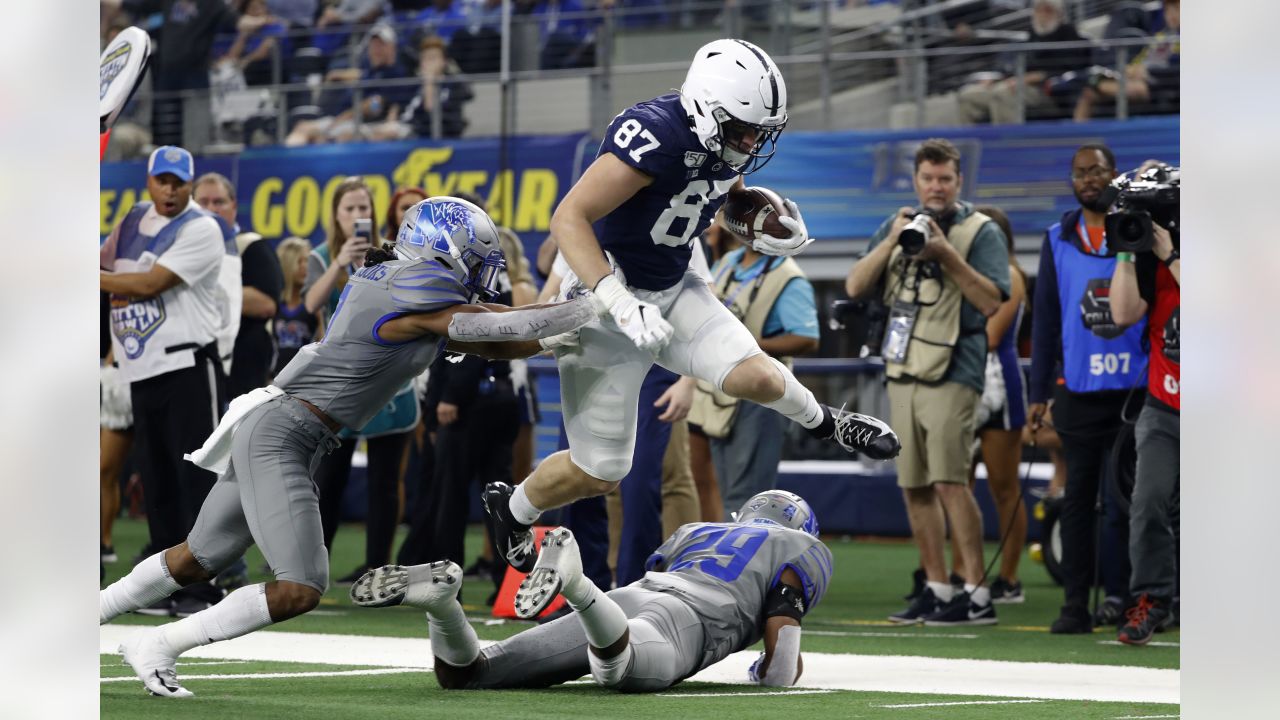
[898,214,931,256]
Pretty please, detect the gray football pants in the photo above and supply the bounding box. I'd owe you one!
[1128,403,1180,600]
[186,395,341,593]
[466,587,706,692]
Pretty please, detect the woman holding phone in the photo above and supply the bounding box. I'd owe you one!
[303,176,418,582]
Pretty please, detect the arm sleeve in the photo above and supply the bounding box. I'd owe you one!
[1028,233,1061,404]
[779,540,834,610]
[242,240,284,301]
[155,217,224,285]
[762,277,820,339]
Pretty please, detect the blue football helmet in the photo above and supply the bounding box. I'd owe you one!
[394,196,505,302]
[732,490,818,537]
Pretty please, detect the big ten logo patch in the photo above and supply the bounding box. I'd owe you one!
[110,294,167,359]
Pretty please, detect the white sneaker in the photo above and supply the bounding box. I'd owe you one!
[514,527,583,620]
[349,561,462,611]
[118,629,193,698]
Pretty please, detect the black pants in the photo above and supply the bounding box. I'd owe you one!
[429,386,519,573]
[130,345,227,552]
[1055,386,1141,609]
[315,432,409,569]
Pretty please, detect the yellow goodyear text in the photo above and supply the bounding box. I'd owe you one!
[100,188,152,236]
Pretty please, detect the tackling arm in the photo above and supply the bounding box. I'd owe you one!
[751,567,807,686]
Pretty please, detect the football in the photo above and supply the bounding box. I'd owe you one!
[721,186,791,243]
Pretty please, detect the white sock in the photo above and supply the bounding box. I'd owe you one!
[927,581,954,603]
[759,357,824,429]
[563,580,628,650]
[427,602,480,667]
[159,583,273,655]
[970,586,991,606]
[100,550,181,624]
[509,482,543,527]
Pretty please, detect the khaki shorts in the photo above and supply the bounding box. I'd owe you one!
[886,380,979,489]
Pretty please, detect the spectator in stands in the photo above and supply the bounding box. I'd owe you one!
[286,23,415,145]
[103,0,271,148]
[846,138,1010,626]
[211,0,289,87]
[412,0,468,42]
[957,0,1090,124]
[368,35,474,140]
[194,172,283,399]
[1074,0,1179,122]
[100,146,230,616]
[303,177,418,582]
[970,205,1030,603]
[272,237,319,375]
[384,187,429,241]
[268,0,319,28]
[1029,144,1148,634]
[1108,177,1180,646]
[694,228,820,520]
[517,0,598,70]
[450,0,503,73]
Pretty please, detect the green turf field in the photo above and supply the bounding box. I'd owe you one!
[100,517,1179,718]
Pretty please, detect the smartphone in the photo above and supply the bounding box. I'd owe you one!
[353,218,373,244]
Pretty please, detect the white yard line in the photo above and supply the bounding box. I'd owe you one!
[807,631,978,639]
[876,699,1046,708]
[657,690,835,698]
[99,625,1179,704]
[102,668,429,683]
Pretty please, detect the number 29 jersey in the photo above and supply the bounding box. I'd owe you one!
[597,93,740,292]
[637,522,833,669]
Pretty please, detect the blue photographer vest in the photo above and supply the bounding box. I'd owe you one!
[1047,221,1148,393]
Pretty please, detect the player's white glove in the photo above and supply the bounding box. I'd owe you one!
[538,328,581,353]
[752,199,814,257]
[589,274,673,353]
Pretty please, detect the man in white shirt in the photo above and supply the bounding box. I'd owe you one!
[100,145,231,617]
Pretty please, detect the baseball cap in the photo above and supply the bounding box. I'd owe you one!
[367,23,396,45]
[147,145,194,182]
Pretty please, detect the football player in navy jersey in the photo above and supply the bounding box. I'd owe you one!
[484,39,902,575]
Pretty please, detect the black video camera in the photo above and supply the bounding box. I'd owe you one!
[830,298,889,358]
[1099,164,1179,254]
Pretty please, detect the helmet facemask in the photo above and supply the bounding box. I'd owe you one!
[463,247,506,302]
[708,107,785,175]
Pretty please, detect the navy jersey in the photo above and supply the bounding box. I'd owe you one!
[597,94,739,291]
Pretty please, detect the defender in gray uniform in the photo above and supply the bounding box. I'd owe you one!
[351,490,831,692]
[100,197,594,698]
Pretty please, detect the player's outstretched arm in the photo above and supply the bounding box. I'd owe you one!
[750,567,808,687]
[550,153,653,289]
[375,299,593,359]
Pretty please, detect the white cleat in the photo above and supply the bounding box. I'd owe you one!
[118,629,193,698]
[350,561,462,611]
[514,527,583,620]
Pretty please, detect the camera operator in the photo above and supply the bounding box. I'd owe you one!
[1108,193,1179,646]
[846,138,1010,626]
[1029,144,1149,635]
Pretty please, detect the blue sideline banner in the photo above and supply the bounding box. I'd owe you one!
[750,116,1180,240]
[100,134,594,262]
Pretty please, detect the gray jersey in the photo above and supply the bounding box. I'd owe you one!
[273,258,469,429]
[635,522,833,672]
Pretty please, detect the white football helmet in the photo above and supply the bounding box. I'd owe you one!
[679,39,788,174]
[394,196,506,301]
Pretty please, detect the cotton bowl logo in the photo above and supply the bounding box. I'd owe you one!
[110,295,167,360]
[100,42,132,101]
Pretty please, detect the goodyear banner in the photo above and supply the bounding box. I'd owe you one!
[101,134,593,265]
[750,116,1180,240]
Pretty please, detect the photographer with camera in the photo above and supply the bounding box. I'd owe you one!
[1107,163,1180,645]
[846,138,1011,626]
[1029,144,1149,635]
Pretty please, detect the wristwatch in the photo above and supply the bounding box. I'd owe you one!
[1162,249,1179,268]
